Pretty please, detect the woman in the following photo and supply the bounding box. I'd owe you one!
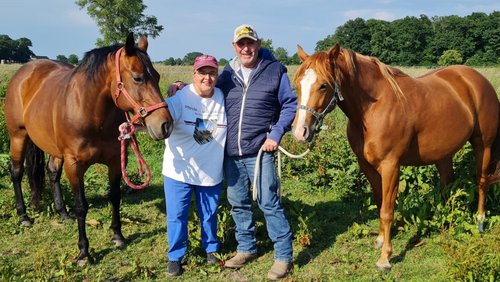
[162,54,226,276]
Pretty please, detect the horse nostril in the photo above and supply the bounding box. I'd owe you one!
[302,126,309,139]
[162,121,172,138]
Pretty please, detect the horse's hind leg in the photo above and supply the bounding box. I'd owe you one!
[8,134,32,226]
[435,156,454,202]
[46,156,71,221]
[470,138,492,232]
[108,163,126,248]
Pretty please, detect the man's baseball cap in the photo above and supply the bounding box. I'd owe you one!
[233,24,259,42]
[193,54,218,70]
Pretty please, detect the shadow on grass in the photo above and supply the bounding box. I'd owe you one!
[282,195,379,267]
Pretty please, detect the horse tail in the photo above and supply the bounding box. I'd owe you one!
[487,107,500,185]
[25,138,45,207]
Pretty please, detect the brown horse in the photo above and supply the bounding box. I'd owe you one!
[5,33,173,264]
[292,44,500,270]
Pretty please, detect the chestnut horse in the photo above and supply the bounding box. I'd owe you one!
[5,33,173,264]
[292,44,500,270]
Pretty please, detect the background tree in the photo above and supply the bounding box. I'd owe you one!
[320,18,371,55]
[164,57,176,66]
[68,54,79,64]
[289,52,300,65]
[0,35,34,63]
[218,58,228,66]
[56,55,69,63]
[438,50,463,66]
[0,35,16,61]
[75,0,163,47]
[260,38,275,54]
[425,15,475,64]
[13,37,35,63]
[182,51,203,66]
[274,47,289,65]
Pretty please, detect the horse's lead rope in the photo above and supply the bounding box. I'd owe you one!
[118,122,152,190]
[252,145,310,201]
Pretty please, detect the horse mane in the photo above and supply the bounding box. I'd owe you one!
[294,46,407,100]
[75,45,121,82]
[75,44,154,83]
[341,48,406,100]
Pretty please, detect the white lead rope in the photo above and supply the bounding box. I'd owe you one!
[252,145,310,201]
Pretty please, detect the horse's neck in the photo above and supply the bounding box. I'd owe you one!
[68,73,120,124]
[338,73,385,127]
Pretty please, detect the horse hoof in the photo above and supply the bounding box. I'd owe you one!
[19,217,32,227]
[477,221,484,233]
[376,261,392,271]
[112,235,126,248]
[76,258,89,267]
[60,213,74,223]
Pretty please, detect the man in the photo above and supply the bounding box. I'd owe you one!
[217,24,297,280]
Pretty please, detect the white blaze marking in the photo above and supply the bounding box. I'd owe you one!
[297,68,317,128]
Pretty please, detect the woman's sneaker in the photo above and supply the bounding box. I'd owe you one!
[207,252,220,264]
[167,261,182,276]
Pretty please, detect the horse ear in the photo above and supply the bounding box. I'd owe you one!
[125,32,135,54]
[297,45,309,62]
[328,43,340,61]
[137,35,148,52]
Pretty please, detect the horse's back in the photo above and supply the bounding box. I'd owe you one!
[5,60,75,156]
[423,65,498,134]
[7,59,73,103]
[403,65,499,164]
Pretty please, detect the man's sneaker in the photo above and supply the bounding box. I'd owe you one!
[267,260,292,280]
[224,252,257,269]
[207,252,220,264]
[167,261,182,276]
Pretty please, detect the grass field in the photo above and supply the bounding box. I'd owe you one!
[0,64,499,281]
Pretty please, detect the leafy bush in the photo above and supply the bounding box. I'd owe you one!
[440,225,499,281]
[438,50,463,66]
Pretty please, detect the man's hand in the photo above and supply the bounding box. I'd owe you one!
[262,138,278,152]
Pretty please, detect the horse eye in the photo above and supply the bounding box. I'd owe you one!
[319,83,328,92]
[133,75,144,84]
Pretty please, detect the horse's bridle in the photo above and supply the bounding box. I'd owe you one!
[297,83,344,132]
[113,47,167,124]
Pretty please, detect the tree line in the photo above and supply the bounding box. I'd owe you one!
[159,12,499,67]
[1,8,498,66]
[316,12,499,66]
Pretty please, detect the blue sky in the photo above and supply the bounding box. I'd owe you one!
[1,0,499,62]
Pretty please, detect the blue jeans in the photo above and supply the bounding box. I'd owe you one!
[164,177,221,261]
[224,153,293,262]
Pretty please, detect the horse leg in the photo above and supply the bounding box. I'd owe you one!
[64,160,91,265]
[9,138,32,226]
[108,163,126,248]
[435,156,454,202]
[470,138,491,232]
[358,159,384,249]
[376,161,400,271]
[25,139,45,208]
[46,156,71,221]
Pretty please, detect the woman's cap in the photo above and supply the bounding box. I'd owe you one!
[194,54,218,70]
[233,24,259,42]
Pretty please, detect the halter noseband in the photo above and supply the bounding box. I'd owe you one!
[298,83,344,132]
[113,47,167,124]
